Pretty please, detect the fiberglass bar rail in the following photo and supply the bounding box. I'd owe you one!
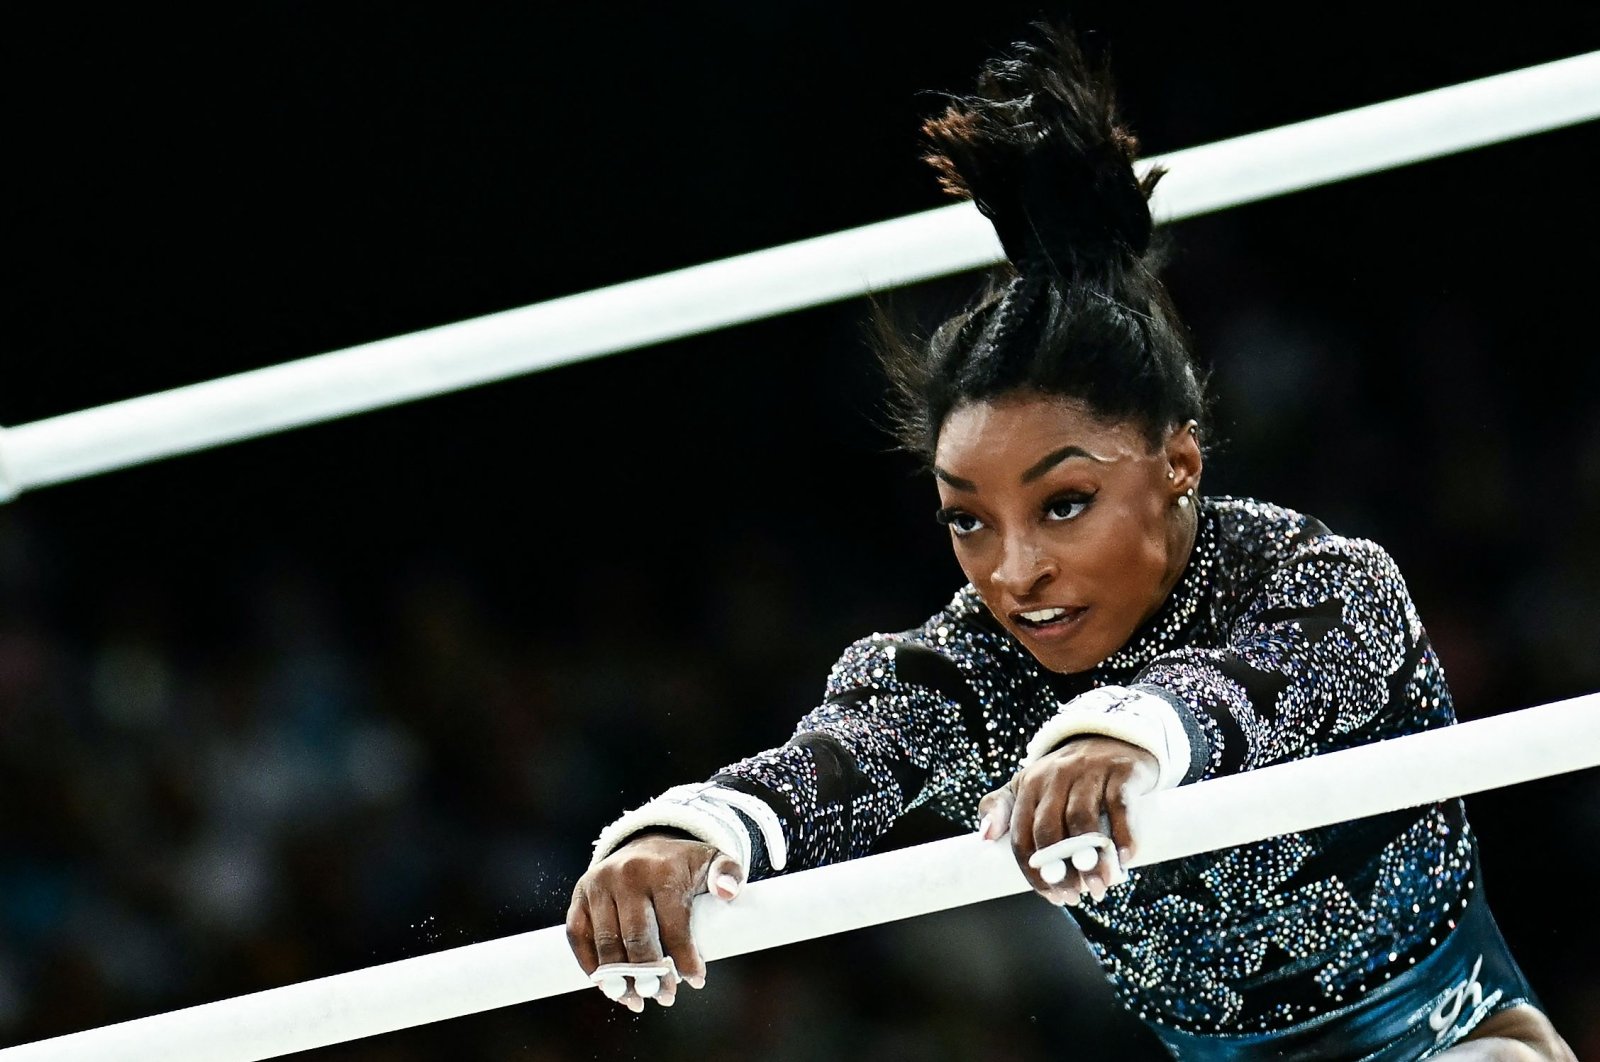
[0,51,1597,502]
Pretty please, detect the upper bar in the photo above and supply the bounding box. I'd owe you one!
[1,51,1597,501]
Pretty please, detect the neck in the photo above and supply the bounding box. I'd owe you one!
[1160,496,1201,600]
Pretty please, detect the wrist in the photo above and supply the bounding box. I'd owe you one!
[591,783,789,874]
[1024,685,1192,791]
[618,827,697,848]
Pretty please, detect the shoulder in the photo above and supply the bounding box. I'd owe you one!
[1210,496,1400,573]
[1209,496,1323,566]
[1209,496,1419,632]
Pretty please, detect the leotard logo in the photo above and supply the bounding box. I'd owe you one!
[1429,954,1502,1043]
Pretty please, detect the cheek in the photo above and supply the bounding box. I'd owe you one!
[1077,506,1169,590]
[949,538,989,589]
[949,537,1016,621]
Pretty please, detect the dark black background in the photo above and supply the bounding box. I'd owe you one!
[3,5,1598,1059]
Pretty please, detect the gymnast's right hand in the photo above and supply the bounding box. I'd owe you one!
[565,831,744,1012]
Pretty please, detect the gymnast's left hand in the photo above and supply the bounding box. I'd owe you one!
[976,736,1158,906]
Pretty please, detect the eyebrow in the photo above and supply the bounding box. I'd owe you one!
[934,445,1102,493]
[1021,445,1104,483]
[933,467,978,492]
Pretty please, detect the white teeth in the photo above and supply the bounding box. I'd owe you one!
[1020,607,1068,623]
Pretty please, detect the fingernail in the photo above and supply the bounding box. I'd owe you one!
[1063,889,1080,907]
[1087,874,1105,900]
[625,996,643,1014]
[1119,846,1133,864]
[686,975,705,990]
[656,993,675,1007]
[977,813,994,840]
[713,873,741,898]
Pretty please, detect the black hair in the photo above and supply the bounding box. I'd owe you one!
[879,24,1209,459]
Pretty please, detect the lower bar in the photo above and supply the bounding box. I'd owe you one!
[6,692,1597,1061]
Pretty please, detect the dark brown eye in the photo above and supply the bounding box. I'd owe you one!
[935,508,985,536]
[1044,494,1093,521]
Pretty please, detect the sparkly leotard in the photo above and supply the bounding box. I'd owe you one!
[703,497,1529,1042]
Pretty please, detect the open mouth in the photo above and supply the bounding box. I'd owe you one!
[1012,606,1086,632]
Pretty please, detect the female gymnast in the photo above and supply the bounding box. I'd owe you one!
[565,26,1575,1061]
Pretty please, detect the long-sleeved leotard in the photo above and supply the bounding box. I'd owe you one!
[632,497,1487,1035]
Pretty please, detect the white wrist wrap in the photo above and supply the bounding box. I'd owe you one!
[590,783,789,873]
[1022,685,1192,792]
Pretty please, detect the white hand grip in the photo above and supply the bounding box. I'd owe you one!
[588,958,677,999]
[1029,832,1116,885]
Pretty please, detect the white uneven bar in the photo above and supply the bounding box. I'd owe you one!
[2,51,1598,502]
[7,691,1598,1061]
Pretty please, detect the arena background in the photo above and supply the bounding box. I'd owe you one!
[3,5,1598,1059]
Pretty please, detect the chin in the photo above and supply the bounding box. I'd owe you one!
[1008,627,1103,675]
[1033,647,1099,675]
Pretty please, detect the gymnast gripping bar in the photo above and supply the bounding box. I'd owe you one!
[8,691,1598,1061]
[2,51,1599,502]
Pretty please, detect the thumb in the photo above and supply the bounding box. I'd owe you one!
[705,851,745,901]
[976,776,1019,841]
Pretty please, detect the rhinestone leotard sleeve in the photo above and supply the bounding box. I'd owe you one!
[710,594,1061,877]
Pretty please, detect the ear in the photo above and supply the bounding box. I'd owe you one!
[1163,421,1203,499]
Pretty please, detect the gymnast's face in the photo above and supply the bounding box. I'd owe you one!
[932,392,1202,674]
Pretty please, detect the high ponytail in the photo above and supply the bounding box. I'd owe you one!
[921,26,1161,281]
[879,23,1207,459]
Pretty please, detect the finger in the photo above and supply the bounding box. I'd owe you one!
[1026,781,1080,905]
[640,953,679,1008]
[1012,780,1079,905]
[618,897,666,966]
[565,887,600,975]
[656,880,705,996]
[613,900,667,1013]
[589,897,641,1011]
[1029,778,1074,861]
[1062,776,1106,901]
[1105,770,1138,872]
[589,893,629,969]
[976,778,1018,840]
[1008,781,1042,872]
[1101,774,1134,885]
[706,852,744,904]
[1079,800,1119,897]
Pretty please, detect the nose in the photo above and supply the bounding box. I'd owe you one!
[992,531,1057,599]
